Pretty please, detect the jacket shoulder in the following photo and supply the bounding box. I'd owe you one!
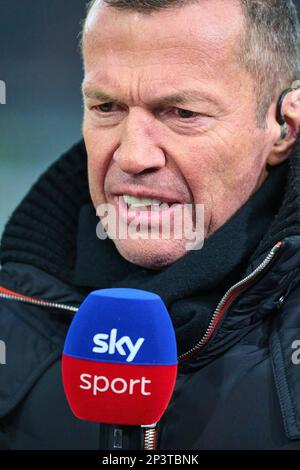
[0,292,67,418]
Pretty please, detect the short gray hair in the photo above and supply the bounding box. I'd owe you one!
[83,0,300,128]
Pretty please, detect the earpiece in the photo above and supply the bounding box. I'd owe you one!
[275,84,300,144]
[276,88,293,126]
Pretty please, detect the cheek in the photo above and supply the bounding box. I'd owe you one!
[174,132,266,233]
[181,132,263,200]
[174,139,227,204]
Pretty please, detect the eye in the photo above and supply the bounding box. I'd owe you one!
[175,108,198,119]
[95,103,116,113]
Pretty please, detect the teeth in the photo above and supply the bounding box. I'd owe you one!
[122,195,167,209]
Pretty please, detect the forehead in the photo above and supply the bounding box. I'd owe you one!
[83,1,246,100]
[84,1,243,58]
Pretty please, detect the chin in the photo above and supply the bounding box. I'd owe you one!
[113,238,189,270]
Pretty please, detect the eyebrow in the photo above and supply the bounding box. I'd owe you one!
[82,85,220,108]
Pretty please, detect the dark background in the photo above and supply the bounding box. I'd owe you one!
[0,0,87,236]
[1,0,300,237]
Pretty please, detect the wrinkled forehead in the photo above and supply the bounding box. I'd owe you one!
[83,0,244,69]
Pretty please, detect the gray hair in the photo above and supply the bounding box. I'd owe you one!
[83,0,300,128]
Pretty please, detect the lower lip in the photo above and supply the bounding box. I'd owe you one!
[114,195,182,225]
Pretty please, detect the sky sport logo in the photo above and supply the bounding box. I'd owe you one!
[0,340,6,365]
[0,80,6,104]
[79,329,151,398]
[96,202,205,251]
[62,289,178,425]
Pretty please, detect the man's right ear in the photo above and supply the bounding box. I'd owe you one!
[267,86,300,166]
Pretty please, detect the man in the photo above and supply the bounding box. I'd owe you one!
[1,0,300,450]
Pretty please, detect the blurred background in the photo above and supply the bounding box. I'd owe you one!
[1,0,300,238]
[0,0,87,237]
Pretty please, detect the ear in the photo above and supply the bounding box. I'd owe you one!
[267,87,300,167]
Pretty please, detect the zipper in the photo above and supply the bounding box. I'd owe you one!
[0,286,78,313]
[0,241,283,451]
[142,423,158,451]
[178,241,283,363]
[142,243,282,449]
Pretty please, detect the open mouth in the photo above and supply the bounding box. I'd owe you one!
[121,194,177,211]
[114,194,184,226]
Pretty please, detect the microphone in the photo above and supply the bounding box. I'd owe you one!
[62,288,178,426]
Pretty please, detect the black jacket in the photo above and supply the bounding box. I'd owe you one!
[1,140,300,450]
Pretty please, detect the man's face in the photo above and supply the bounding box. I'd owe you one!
[82,0,275,269]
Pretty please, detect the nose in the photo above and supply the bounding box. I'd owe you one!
[113,110,166,175]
